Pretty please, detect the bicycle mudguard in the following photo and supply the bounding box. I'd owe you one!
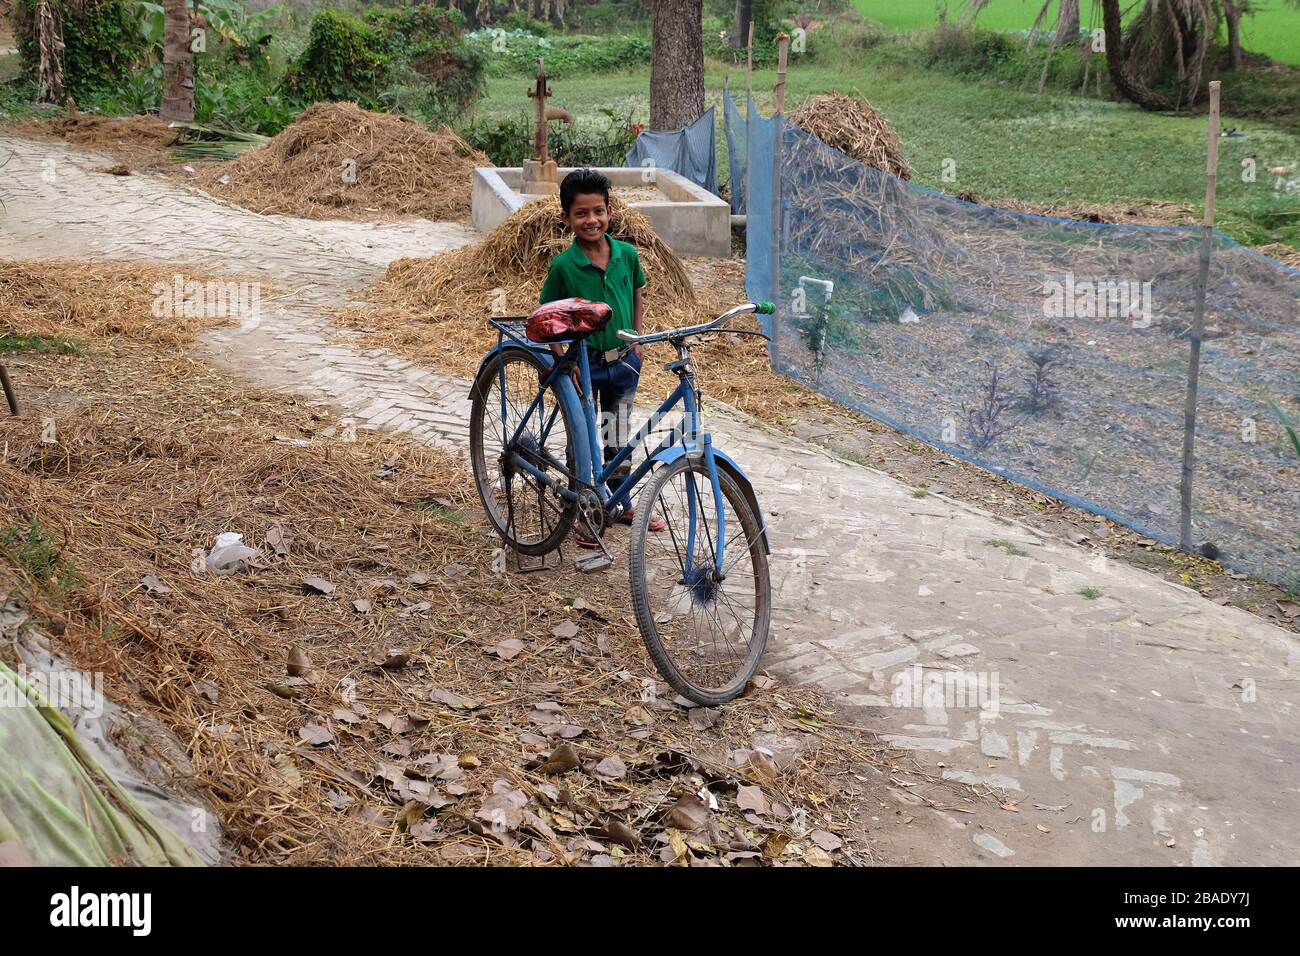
[470,342,597,485]
[649,445,771,554]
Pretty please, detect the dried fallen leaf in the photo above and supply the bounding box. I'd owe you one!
[552,620,579,639]
[352,598,373,614]
[406,571,431,588]
[666,794,709,832]
[488,638,527,661]
[804,845,834,867]
[298,721,334,746]
[689,706,721,730]
[593,756,627,780]
[303,575,335,595]
[601,819,641,849]
[537,743,580,776]
[430,688,481,710]
[736,785,770,816]
[458,751,481,769]
[287,645,312,677]
[141,574,171,594]
[810,829,843,852]
[1000,802,1020,813]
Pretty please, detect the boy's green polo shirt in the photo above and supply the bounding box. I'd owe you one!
[539,234,646,354]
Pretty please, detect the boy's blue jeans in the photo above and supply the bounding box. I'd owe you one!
[587,347,643,505]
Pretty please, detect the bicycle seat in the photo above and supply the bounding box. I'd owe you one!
[527,298,612,343]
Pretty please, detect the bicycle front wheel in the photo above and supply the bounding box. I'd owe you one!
[629,456,771,705]
[469,347,577,555]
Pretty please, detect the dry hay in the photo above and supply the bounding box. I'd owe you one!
[10,113,180,171]
[790,93,911,180]
[335,198,819,421]
[193,102,488,222]
[0,299,890,866]
[1256,243,1300,270]
[0,258,232,346]
[954,191,1197,227]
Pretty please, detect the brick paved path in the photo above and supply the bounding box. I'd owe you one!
[3,135,1296,865]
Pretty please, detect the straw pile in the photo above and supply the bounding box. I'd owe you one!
[193,102,488,221]
[0,293,892,865]
[1257,243,1300,270]
[11,113,180,171]
[336,199,820,420]
[790,94,911,180]
[0,259,228,346]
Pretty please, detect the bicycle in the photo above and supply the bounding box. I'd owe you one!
[468,302,776,705]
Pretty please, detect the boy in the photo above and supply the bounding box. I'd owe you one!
[539,167,664,546]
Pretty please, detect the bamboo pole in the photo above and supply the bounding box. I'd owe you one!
[1178,80,1221,553]
[773,31,790,115]
[769,33,790,371]
[746,20,754,93]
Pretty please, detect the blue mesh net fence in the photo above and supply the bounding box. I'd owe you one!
[725,89,1300,588]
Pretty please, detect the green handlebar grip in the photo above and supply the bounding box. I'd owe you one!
[755,301,776,314]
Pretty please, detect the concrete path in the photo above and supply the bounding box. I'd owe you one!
[3,135,1296,866]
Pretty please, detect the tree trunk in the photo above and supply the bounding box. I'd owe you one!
[729,0,752,48]
[1100,0,1172,111]
[1055,0,1080,46]
[1223,0,1243,70]
[161,0,194,122]
[650,0,704,131]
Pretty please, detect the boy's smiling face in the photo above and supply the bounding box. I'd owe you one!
[563,191,609,245]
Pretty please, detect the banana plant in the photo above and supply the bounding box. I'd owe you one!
[135,0,277,50]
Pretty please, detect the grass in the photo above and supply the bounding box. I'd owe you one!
[0,332,80,355]
[1079,585,1103,599]
[985,538,1029,557]
[852,0,1300,67]
[0,517,81,592]
[473,28,1300,249]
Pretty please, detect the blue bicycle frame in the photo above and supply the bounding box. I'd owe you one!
[477,319,768,570]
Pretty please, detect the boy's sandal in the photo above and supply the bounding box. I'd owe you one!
[618,507,666,532]
[573,523,602,550]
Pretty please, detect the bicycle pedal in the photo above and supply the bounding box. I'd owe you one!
[575,551,613,573]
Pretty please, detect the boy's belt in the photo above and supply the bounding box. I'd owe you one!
[587,345,623,365]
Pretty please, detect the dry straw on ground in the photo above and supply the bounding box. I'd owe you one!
[193,102,488,221]
[790,93,911,180]
[11,113,179,171]
[0,259,225,346]
[0,278,892,866]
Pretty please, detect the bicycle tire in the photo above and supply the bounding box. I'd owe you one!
[628,456,771,705]
[469,348,577,555]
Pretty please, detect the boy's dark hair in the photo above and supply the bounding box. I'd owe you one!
[559,167,611,214]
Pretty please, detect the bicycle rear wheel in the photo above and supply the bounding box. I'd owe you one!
[469,348,577,555]
[629,456,771,705]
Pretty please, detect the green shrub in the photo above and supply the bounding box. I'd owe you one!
[282,8,388,108]
[921,23,1018,75]
[12,0,146,102]
[459,108,638,168]
[367,4,485,118]
[468,30,649,78]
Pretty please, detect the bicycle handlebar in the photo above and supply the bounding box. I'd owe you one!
[616,301,775,347]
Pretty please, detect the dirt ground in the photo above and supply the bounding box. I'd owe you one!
[2,282,958,865]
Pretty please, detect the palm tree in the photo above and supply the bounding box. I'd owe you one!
[161,0,194,122]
